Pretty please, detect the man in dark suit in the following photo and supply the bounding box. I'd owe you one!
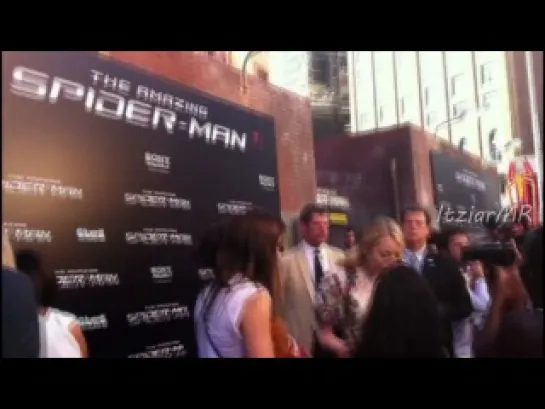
[400,205,473,357]
[2,266,40,358]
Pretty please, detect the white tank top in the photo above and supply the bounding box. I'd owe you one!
[194,278,264,358]
[39,308,82,358]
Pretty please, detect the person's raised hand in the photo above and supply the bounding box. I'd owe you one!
[492,264,529,311]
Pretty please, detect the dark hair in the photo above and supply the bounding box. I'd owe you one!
[15,250,57,308]
[202,210,284,325]
[427,229,443,246]
[299,203,327,224]
[436,225,469,252]
[521,226,543,309]
[400,205,432,226]
[194,223,228,270]
[355,264,445,358]
[345,226,355,234]
[213,209,284,292]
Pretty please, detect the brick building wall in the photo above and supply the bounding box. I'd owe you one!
[315,125,500,228]
[100,51,316,224]
[506,51,543,155]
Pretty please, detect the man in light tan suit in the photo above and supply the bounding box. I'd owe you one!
[275,204,345,355]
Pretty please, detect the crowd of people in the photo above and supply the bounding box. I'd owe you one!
[2,203,542,358]
[193,203,543,358]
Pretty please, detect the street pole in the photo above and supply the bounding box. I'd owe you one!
[524,51,543,221]
[241,51,262,93]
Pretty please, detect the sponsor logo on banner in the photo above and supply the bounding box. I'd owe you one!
[258,174,276,191]
[78,314,109,331]
[124,190,191,210]
[198,268,214,281]
[76,228,106,243]
[128,340,187,358]
[217,200,253,216]
[8,66,263,153]
[55,268,120,289]
[2,174,83,200]
[3,222,52,243]
[126,303,190,326]
[145,152,170,174]
[150,266,173,283]
[125,228,192,246]
[454,170,486,192]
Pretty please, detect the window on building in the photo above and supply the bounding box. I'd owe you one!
[338,52,348,71]
[378,106,385,123]
[425,111,437,127]
[424,86,433,107]
[499,174,507,194]
[358,112,370,126]
[451,74,465,97]
[310,52,332,86]
[458,137,467,151]
[488,128,501,161]
[395,52,404,69]
[482,91,497,110]
[453,100,468,118]
[489,128,497,144]
[480,62,494,86]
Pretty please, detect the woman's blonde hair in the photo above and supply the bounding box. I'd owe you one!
[2,229,16,269]
[340,217,404,270]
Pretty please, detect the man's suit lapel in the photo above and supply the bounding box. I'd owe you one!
[421,249,435,281]
[295,244,314,300]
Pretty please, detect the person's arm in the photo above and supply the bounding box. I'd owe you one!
[473,264,530,357]
[1,269,40,358]
[469,277,491,312]
[69,322,88,358]
[240,290,275,358]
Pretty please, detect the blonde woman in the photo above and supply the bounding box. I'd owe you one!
[315,217,404,358]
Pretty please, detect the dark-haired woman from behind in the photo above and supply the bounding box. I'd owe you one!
[15,250,88,358]
[354,264,445,358]
[194,211,304,358]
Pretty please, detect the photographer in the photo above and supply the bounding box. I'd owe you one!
[473,226,542,358]
[436,225,490,358]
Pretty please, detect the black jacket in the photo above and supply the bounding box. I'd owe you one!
[2,267,40,358]
[420,250,473,356]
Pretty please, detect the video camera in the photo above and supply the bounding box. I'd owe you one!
[461,241,518,267]
[461,211,526,276]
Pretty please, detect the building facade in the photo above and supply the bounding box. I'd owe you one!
[203,51,540,171]
[348,52,515,163]
[506,50,543,157]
